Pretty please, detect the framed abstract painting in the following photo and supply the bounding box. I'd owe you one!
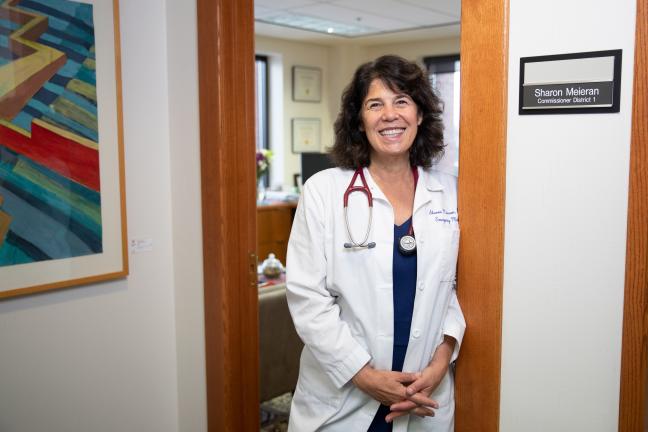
[0,0,128,298]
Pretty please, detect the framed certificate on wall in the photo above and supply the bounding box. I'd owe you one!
[292,66,322,102]
[292,118,321,153]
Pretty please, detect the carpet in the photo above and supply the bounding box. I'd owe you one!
[260,392,292,431]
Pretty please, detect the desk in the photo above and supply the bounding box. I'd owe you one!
[257,201,297,265]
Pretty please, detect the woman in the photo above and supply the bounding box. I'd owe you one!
[286,55,465,431]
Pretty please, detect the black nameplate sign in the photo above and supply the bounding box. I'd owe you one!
[519,50,622,115]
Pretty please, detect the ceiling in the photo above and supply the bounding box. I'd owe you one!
[254,0,461,44]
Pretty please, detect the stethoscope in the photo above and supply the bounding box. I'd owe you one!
[343,166,418,256]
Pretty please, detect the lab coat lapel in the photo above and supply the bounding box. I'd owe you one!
[363,166,444,209]
[413,167,444,214]
[362,167,388,204]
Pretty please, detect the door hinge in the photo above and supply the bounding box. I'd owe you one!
[249,252,258,288]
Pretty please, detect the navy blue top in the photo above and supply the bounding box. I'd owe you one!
[368,218,417,431]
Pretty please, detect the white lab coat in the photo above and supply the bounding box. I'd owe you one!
[286,166,465,432]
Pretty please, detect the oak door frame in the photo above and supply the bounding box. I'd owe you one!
[618,0,648,430]
[455,1,509,431]
[197,0,258,430]
[195,0,509,430]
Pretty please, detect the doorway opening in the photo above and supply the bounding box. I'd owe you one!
[253,6,463,429]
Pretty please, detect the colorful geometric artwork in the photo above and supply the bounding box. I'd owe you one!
[0,0,101,267]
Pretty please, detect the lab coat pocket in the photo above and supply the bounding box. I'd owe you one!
[407,400,454,432]
[296,349,344,407]
[290,382,341,432]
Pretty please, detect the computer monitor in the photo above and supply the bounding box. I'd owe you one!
[300,153,335,184]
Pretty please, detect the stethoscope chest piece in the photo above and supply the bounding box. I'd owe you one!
[398,234,417,256]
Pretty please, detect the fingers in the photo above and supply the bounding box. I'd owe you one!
[406,368,441,396]
[388,390,438,424]
[358,369,436,407]
[384,405,436,423]
[385,410,408,423]
[390,400,417,412]
[406,392,439,409]
[394,371,420,384]
[372,371,419,405]
[389,393,439,411]
[405,375,430,396]
[390,393,438,412]
[373,369,415,386]
[411,406,436,417]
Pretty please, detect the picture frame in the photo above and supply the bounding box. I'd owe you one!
[292,118,321,153]
[292,66,322,102]
[0,0,128,299]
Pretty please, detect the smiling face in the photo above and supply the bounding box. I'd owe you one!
[360,78,422,162]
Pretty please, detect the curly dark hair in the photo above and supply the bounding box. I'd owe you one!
[330,55,444,169]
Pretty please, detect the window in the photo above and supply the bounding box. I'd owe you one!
[255,55,270,185]
[424,55,460,176]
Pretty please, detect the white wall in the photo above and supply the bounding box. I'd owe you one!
[166,1,207,431]
[0,1,194,431]
[500,1,637,431]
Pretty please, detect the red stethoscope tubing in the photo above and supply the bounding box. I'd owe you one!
[343,168,372,207]
[343,166,418,248]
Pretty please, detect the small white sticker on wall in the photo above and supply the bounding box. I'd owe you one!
[130,238,153,253]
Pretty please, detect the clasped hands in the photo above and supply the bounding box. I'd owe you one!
[351,360,447,422]
[351,336,455,423]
